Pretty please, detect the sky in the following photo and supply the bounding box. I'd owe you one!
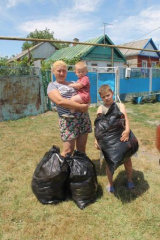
[1,0,160,58]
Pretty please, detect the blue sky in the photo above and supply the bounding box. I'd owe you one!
[1,0,160,58]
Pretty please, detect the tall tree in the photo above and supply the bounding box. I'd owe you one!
[22,28,69,51]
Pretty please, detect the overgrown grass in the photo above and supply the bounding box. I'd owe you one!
[0,102,160,240]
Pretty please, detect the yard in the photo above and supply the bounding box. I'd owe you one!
[0,102,160,240]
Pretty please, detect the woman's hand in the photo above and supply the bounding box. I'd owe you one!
[76,103,89,113]
[120,130,130,142]
[95,139,100,150]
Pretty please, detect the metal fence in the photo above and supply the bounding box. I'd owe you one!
[1,66,160,121]
[118,67,160,100]
[51,66,160,104]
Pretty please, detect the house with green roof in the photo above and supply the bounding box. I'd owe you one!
[45,35,126,70]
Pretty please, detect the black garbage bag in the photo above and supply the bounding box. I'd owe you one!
[31,145,69,204]
[66,151,98,209]
[94,103,139,175]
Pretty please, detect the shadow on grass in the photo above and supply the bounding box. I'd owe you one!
[92,159,149,203]
[93,158,106,176]
[96,183,103,199]
[113,170,150,204]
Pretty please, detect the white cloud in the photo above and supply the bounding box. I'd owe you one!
[5,0,44,8]
[6,0,26,8]
[107,6,160,45]
[18,16,93,40]
[74,0,102,12]
[13,2,160,49]
[17,0,101,40]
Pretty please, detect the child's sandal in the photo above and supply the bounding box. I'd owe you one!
[106,186,115,193]
[127,182,135,189]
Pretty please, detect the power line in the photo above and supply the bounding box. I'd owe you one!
[123,26,160,55]
[133,26,160,42]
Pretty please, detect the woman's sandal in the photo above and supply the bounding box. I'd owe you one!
[127,182,135,189]
[106,186,115,193]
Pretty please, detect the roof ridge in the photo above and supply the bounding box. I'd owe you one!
[120,38,150,46]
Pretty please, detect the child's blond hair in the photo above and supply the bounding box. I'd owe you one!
[98,84,113,96]
[52,60,67,71]
[75,61,87,71]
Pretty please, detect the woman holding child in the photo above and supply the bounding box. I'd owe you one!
[47,60,92,157]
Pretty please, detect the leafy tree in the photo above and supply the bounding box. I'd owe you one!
[22,28,69,51]
[0,56,9,67]
[156,62,160,68]
[22,42,32,51]
[55,40,69,50]
[64,56,82,66]
[0,55,35,76]
[0,57,9,75]
[41,56,82,71]
[14,56,34,67]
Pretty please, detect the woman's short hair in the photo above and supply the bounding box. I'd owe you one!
[52,60,67,71]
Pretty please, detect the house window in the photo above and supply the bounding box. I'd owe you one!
[142,60,147,74]
[107,64,113,72]
[151,62,157,68]
[91,63,98,71]
[142,60,147,68]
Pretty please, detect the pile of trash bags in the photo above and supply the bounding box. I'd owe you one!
[31,146,98,209]
[66,151,98,209]
[94,102,139,175]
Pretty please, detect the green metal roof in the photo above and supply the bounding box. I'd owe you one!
[45,35,126,62]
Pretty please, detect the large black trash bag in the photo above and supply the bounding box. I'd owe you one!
[66,151,98,209]
[31,145,69,204]
[94,103,139,175]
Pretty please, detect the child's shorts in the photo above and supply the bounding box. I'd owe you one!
[59,112,92,141]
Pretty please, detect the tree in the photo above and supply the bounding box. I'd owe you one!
[0,56,9,67]
[55,39,69,50]
[41,56,82,71]
[22,28,69,51]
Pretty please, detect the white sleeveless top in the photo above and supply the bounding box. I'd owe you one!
[101,102,120,114]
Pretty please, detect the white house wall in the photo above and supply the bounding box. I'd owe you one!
[32,42,56,59]
[85,60,124,68]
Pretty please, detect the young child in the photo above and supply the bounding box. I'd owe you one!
[95,84,135,193]
[62,61,90,118]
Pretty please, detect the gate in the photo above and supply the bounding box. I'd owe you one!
[51,68,117,104]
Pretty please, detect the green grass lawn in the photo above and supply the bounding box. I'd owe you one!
[0,102,160,240]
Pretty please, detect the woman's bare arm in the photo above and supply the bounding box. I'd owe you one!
[69,82,84,90]
[48,89,88,112]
